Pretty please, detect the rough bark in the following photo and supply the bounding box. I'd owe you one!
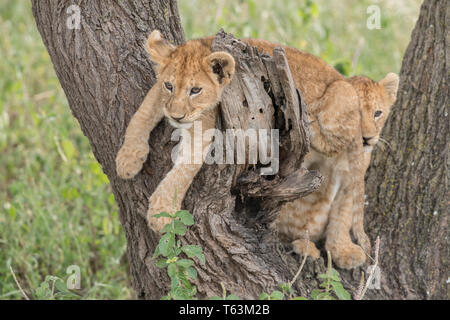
[31,1,324,299]
[363,0,449,300]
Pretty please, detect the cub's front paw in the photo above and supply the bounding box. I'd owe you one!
[147,193,176,233]
[328,242,366,270]
[116,143,149,179]
[292,239,321,259]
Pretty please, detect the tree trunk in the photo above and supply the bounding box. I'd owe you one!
[32,0,447,300]
[364,0,449,300]
[31,1,325,299]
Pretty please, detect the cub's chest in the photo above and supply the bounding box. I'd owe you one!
[302,150,350,204]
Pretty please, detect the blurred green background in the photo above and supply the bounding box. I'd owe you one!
[0,0,421,299]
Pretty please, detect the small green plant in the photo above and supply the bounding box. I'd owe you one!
[310,252,350,300]
[259,251,350,300]
[152,210,205,300]
[152,213,351,300]
[34,275,79,300]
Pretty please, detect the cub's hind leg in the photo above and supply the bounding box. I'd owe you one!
[278,199,325,260]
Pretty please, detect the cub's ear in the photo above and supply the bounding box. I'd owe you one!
[203,52,235,86]
[380,72,399,103]
[145,30,176,67]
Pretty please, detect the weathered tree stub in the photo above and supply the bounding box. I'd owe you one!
[212,30,322,223]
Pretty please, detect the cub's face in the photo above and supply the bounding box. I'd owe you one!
[146,31,235,128]
[349,73,399,150]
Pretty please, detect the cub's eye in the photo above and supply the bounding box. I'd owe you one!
[374,110,383,118]
[164,82,173,92]
[190,87,202,95]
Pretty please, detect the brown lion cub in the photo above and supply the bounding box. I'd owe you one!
[277,74,398,269]
[116,31,235,231]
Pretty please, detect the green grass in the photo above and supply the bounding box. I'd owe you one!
[0,1,420,299]
[0,2,129,299]
[179,0,422,80]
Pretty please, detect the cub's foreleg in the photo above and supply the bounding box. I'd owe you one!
[308,80,360,156]
[349,139,371,255]
[147,110,217,232]
[325,177,366,269]
[116,84,164,179]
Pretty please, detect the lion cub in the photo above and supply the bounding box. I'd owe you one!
[277,74,399,269]
[116,31,235,231]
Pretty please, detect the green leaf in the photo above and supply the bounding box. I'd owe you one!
[54,279,69,293]
[167,263,178,278]
[170,275,180,291]
[173,220,187,236]
[331,281,350,300]
[318,273,340,282]
[226,294,240,300]
[176,210,194,226]
[159,233,175,257]
[330,268,340,280]
[186,267,197,280]
[155,259,168,268]
[176,259,194,268]
[311,289,320,300]
[291,296,308,300]
[258,292,269,300]
[153,212,172,219]
[181,245,205,264]
[315,292,335,300]
[270,290,284,300]
[152,245,161,259]
[209,296,223,300]
[161,223,173,234]
[279,282,293,294]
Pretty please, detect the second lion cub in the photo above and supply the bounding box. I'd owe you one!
[277,74,398,269]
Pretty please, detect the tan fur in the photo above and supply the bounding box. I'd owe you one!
[277,74,398,269]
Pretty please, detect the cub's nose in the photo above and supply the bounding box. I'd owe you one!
[363,136,374,146]
[171,114,185,121]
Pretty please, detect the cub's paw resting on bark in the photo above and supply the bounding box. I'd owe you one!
[116,142,149,179]
[326,242,366,269]
[147,193,174,233]
[292,239,321,260]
